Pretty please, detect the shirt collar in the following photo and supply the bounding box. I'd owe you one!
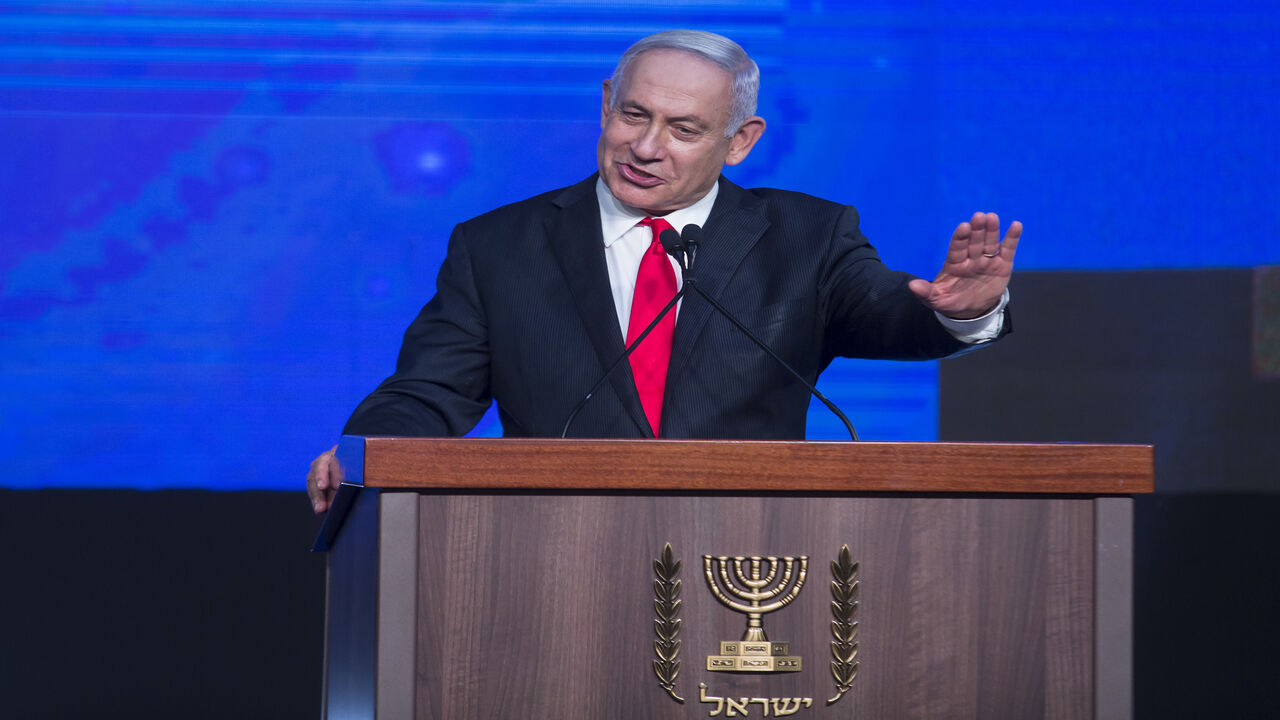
[596,176,720,248]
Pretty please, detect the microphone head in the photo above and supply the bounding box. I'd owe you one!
[659,228,684,260]
[679,224,702,273]
[680,224,703,248]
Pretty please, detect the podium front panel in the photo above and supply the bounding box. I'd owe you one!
[357,492,1114,720]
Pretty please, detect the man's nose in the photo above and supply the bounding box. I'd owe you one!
[631,123,666,160]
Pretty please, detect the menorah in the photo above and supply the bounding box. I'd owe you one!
[702,554,809,673]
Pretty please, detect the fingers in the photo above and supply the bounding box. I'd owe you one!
[966,212,989,261]
[948,221,973,265]
[978,212,1000,259]
[1001,220,1023,260]
[953,212,999,263]
[963,211,1000,260]
[960,212,1020,263]
[306,459,328,513]
[307,445,339,514]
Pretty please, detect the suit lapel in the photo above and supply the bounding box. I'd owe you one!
[666,178,771,384]
[546,177,651,437]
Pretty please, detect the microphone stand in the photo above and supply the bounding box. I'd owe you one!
[679,278,859,441]
[559,287,686,438]
[672,224,858,442]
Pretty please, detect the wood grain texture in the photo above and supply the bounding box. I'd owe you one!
[1047,499,1095,719]
[356,438,1154,494]
[407,493,1097,719]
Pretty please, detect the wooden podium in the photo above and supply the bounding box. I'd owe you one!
[315,437,1152,720]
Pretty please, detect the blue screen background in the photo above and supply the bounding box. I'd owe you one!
[2,1,1276,489]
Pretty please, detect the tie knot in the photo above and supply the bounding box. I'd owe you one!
[640,217,675,254]
[640,216,675,235]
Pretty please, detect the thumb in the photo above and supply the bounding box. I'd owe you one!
[907,278,933,303]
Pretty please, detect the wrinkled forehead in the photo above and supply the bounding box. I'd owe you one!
[616,50,735,121]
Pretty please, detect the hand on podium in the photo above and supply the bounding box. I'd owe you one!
[306,444,340,513]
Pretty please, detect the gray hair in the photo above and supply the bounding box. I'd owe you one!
[608,29,760,137]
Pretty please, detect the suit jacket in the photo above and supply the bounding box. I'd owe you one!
[344,175,997,440]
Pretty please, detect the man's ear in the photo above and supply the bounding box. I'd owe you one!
[724,116,766,166]
[600,80,612,129]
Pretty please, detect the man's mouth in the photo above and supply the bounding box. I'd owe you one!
[617,162,664,188]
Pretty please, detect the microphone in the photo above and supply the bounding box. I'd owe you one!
[657,225,699,272]
[680,223,699,270]
[559,281,686,439]
[671,225,860,441]
[658,228,686,270]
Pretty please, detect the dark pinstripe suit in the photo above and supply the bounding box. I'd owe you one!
[344,175,993,439]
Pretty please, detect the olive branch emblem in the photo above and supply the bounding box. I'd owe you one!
[827,544,860,704]
[653,543,685,703]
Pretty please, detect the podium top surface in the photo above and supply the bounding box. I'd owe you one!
[314,437,1154,550]
[337,437,1154,495]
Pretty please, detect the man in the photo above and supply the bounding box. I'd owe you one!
[307,30,1020,513]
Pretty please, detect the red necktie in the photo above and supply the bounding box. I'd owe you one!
[626,217,677,436]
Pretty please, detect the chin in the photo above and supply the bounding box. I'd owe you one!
[608,180,664,213]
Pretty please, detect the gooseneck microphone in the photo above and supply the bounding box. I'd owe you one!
[672,224,860,441]
[658,227,686,270]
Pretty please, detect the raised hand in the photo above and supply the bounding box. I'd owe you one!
[908,212,1022,319]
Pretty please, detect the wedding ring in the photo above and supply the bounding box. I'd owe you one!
[982,251,999,258]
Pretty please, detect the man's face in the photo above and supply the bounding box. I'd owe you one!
[597,49,763,216]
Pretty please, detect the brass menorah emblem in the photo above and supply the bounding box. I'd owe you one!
[702,554,808,672]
